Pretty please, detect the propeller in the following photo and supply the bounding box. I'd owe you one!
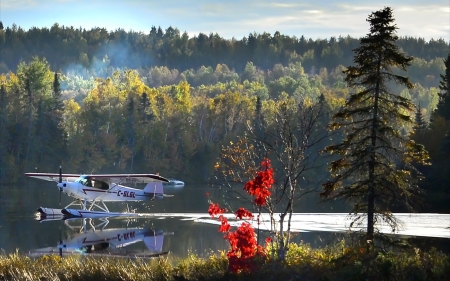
[59,166,62,206]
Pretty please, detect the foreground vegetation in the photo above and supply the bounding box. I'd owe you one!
[1,242,449,281]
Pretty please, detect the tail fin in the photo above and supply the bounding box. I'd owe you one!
[143,234,164,252]
[143,182,164,199]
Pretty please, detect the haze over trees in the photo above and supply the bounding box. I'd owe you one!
[0,14,449,215]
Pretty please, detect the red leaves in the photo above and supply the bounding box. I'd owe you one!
[226,222,263,273]
[243,158,274,206]
[208,203,226,217]
[235,208,253,220]
[208,202,263,273]
[206,158,275,273]
[218,215,231,233]
[208,203,230,232]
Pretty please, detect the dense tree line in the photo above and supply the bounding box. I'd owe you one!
[0,22,449,213]
[0,23,448,88]
[416,53,450,213]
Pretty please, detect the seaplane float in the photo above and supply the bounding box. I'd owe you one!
[30,217,173,258]
[25,168,172,219]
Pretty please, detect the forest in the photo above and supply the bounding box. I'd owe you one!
[0,22,449,213]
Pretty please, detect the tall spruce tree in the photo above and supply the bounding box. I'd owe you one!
[414,103,428,131]
[321,7,429,246]
[52,72,63,111]
[435,53,450,120]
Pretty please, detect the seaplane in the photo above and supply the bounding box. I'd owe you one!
[30,217,173,258]
[25,167,172,219]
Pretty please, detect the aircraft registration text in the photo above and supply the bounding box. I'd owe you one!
[117,190,136,198]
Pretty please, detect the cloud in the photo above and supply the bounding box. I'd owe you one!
[1,0,37,9]
[1,0,448,41]
[204,1,450,40]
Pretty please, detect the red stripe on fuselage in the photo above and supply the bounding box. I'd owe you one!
[82,188,107,195]
[82,236,118,244]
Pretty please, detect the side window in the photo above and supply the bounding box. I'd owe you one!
[93,180,102,189]
[93,180,109,190]
[80,178,92,187]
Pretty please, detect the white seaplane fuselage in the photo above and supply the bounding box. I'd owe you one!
[57,175,163,202]
[34,174,168,218]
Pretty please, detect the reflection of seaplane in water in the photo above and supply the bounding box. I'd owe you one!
[25,168,172,219]
[30,218,173,258]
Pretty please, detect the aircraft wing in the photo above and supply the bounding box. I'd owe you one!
[24,173,80,182]
[89,174,169,184]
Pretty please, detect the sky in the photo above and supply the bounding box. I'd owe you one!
[1,0,449,42]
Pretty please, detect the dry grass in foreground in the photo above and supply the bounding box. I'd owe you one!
[1,243,449,281]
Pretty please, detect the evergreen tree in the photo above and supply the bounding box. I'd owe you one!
[44,72,66,166]
[139,92,153,123]
[52,72,63,111]
[414,103,428,131]
[253,96,265,138]
[435,53,450,120]
[423,54,450,212]
[321,7,429,246]
[126,95,136,171]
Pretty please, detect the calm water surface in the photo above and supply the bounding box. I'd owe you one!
[0,181,448,258]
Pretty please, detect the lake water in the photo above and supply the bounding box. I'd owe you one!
[0,181,449,258]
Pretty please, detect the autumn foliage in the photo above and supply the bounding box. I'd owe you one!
[243,158,274,206]
[207,158,274,273]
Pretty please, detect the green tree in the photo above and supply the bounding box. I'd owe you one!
[138,92,153,123]
[52,72,62,109]
[0,84,10,179]
[16,57,54,172]
[321,7,429,246]
[422,53,450,212]
[435,53,450,120]
[414,103,428,131]
[125,94,136,172]
[241,62,264,83]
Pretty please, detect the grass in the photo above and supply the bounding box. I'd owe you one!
[0,242,449,281]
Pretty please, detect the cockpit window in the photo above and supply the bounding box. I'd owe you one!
[75,176,92,187]
[75,176,109,190]
[75,175,109,190]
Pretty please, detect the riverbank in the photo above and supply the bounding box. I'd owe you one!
[1,242,449,280]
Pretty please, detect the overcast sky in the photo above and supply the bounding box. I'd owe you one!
[1,0,449,41]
